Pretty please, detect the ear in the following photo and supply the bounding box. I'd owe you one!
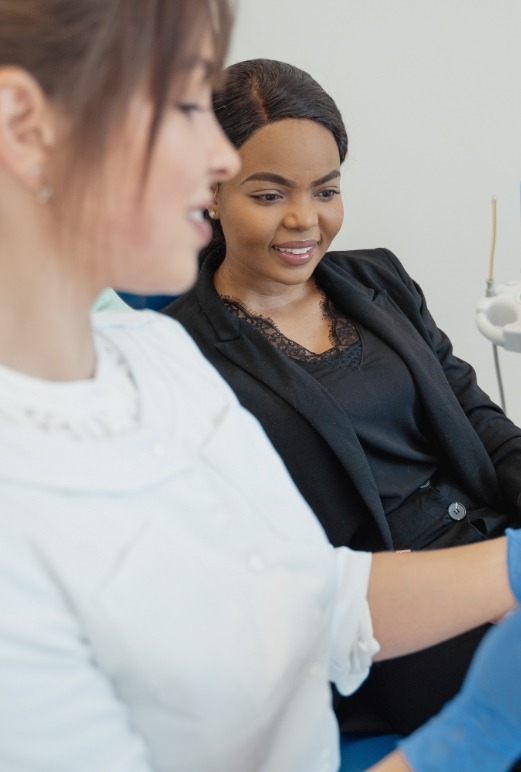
[0,67,58,193]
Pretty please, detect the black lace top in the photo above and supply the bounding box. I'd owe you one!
[221,293,362,369]
[220,289,440,514]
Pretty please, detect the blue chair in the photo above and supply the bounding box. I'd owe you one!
[117,291,177,311]
[339,733,401,771]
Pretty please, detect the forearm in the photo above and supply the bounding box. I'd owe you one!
[369,751,410,771]
[368,537,516,661]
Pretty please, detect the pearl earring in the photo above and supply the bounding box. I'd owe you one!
[208,208,217,219]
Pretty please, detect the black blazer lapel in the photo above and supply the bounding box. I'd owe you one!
[193,261,392,543]
[215,333,392,543]
[318,258,500,503]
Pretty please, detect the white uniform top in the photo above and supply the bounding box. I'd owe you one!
[0,312,378,772]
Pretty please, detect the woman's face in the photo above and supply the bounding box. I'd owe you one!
[86,38,240,296]
[214,118,344,291]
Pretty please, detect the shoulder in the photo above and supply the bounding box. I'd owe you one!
[93,307,179,336]
[92,308,199,355]
[319,249,423,308]
[321,248,412,285]
[92,309,235,402]
[163,258,217,324]
[164,286,200,323]
[163,266,238,350]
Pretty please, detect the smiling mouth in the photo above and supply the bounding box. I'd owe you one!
[273,245,314,256]
[271,242,319,265]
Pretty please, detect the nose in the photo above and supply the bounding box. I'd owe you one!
[208,113,241,184]
[282,197,319,231]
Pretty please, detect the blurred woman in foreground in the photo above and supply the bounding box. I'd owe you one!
[0,4,520,771]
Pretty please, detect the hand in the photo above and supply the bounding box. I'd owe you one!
[398,607,521,771]
[507,527,521,604]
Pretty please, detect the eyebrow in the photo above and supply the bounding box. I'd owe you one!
[179,56,215,80]
[240,170,341,188]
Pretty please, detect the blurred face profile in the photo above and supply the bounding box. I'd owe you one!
[86,35,240,296]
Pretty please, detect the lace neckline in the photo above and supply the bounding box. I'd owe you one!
[220,289,362,369]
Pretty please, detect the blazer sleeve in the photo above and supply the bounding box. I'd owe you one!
[379,248,521,512]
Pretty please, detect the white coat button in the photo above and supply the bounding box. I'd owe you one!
[448,502,466,521]
[248,554,265,571]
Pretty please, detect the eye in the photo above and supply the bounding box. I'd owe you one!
[176,102,208,117]
[251,192,283,203]
[316,188,340,200]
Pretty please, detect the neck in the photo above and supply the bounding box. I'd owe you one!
[213,259,316,316]
[0,235,99,381]
[213,258,333,354]
[0,300,97,382]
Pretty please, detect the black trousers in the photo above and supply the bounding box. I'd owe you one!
[334,472,518,736]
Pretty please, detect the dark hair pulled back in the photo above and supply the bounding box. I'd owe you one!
[200,58,348,263]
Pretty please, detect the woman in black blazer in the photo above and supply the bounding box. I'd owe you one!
[163,58,521,737]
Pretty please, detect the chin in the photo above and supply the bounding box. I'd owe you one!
[167,261,199,294]
[119,252,199,297]
[168,275,197,295]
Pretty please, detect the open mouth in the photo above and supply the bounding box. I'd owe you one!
[272,242,319,264]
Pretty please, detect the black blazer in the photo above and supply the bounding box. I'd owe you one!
[165,249,521,551]
[165,248,521,734]
[166,248,521,551]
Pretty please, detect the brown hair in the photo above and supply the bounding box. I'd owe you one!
[0,0,233,194]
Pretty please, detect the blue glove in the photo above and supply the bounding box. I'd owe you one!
[507,527,521,604]
[399,607,521,771]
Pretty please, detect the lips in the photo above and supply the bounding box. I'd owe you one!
[187,208,212,244]
[272,241,319,265]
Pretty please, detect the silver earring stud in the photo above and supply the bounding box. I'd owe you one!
[31,163,53,204]
[36,184,53,204]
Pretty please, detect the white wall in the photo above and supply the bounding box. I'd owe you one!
[228,0,521,425]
